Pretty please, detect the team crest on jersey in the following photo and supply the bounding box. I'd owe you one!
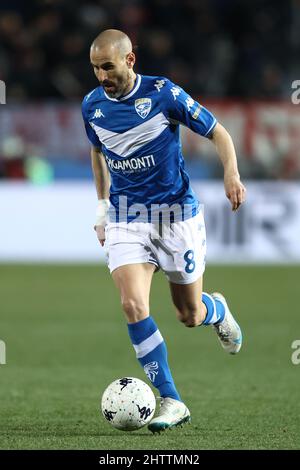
[135,98,152,119]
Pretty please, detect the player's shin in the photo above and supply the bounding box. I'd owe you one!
[127,316,181,401]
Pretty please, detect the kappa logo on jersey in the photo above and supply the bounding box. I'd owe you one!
[154,79,166,92]
[135,98,152,119]
[93,108,105,118]
[170,86,181,100]
[185,97,195,111]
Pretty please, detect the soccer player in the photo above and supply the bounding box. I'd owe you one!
[82,29,246,433]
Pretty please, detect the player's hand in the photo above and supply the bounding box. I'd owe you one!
[94,199,110,246]
[224,174,246,211]
[94,224,106,246]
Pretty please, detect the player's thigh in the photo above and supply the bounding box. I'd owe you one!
[156,211,206,285]
[112,262,156,322]
[169,275,206,326]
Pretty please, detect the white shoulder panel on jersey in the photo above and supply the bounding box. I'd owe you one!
[90,112,169,158]
[85,88,97,101]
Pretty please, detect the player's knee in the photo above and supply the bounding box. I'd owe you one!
[121,297,148,323]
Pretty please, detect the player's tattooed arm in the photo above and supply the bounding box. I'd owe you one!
[91,146,110,246]
[210,123,246,212]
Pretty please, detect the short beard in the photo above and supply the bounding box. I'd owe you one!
[106,89,122,99]
[106,71,131,99]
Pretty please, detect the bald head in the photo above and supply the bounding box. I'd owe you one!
[90,29,136,99]
[91,29,132,59]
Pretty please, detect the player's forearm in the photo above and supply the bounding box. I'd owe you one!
[211,123,240,178]
[91,147,110,199]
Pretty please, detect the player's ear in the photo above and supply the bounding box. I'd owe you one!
[126,52,135,69]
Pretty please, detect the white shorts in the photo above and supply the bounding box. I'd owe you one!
[104,211,206,285]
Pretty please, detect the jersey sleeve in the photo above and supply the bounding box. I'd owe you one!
[81,99,102,148]
[161,79,217,137]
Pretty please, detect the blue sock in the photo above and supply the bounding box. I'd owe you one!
[202,292,225,325]
[127,316,181,401]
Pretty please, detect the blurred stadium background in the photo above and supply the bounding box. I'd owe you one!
[0,0,300,450]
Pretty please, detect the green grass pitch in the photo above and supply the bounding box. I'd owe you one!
[0,264,299,450]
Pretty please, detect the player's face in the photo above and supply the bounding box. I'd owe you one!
[90,46,134,99]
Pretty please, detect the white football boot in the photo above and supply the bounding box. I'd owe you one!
[148,397,191,434]
[211,292,242,354]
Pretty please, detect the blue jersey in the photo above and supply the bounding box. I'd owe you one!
[82,74,217,222]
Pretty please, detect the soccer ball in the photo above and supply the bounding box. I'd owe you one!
[101,377,156,431]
